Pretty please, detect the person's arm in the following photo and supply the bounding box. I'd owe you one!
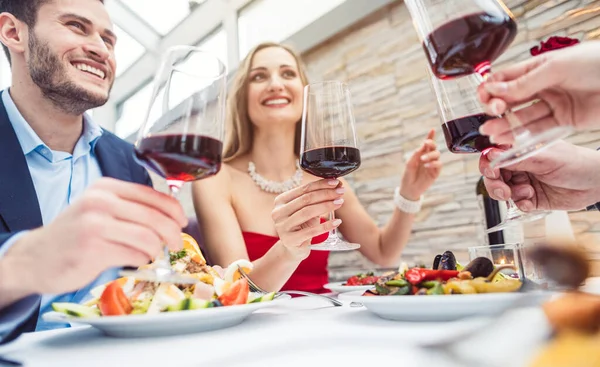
[334,182,416,267]
[192,166,304,292]
[480,141,600,211]
[0,232,36,309]
[0,233,40,345]
[334,130,442,266]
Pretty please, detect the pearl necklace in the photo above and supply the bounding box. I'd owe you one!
[248,160,303,194]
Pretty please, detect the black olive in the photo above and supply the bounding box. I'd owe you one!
[432,254,442,270]
[463,257,494,278]
[439,251,457,270]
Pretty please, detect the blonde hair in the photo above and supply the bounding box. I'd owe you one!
[223,42,310,162]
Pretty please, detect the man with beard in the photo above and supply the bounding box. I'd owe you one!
[0,0,189,343]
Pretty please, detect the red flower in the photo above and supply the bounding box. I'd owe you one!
[530,36,580,56]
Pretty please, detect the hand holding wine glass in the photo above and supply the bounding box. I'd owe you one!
[299,81,361,251]
[120,46,227,283]
[480,141,600,212]
[477,41,600,145]
[271,179,346,260]
[405,0,572,169]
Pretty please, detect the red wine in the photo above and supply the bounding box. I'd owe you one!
[442,113,494,153]
[135,134,222,183]
[424,12,517,79]
[300,146,361,179]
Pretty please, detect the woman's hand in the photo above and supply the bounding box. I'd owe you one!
[400,129,442,200]
[271,179,345,260]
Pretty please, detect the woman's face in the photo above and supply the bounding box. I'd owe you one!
[246,47,304,129]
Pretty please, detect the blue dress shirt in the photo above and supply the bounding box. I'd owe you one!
[0,90,120,331]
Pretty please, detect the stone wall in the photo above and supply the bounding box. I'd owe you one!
[300,0,600,280]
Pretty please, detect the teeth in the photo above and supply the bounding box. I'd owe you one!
[73,63,105,79]
[264,98,289,105]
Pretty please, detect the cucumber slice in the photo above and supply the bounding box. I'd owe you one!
[249,292,276,303]
[52,302,100,318]
[166,298,211,312]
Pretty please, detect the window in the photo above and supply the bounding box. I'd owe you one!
[238,0,346,57]
[114,25,145,76]
[115,82,153,139]
[196,28,228,70]
[120,0,196,35]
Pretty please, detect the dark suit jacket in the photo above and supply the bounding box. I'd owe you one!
[0,95,152,344]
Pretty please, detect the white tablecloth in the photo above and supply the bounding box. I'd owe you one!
[0,296,553,367]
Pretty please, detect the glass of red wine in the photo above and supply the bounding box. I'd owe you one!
[405,0,572,169]
[426,66,548,232]
[300,81,361,251]
[120,46,227,283]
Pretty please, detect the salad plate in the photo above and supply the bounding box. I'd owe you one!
[339,250,556,321]
[42,233,290,337]
[338,290,553,322]
[43,293,290,338]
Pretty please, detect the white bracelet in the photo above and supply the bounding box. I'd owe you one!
[393,186,423,214]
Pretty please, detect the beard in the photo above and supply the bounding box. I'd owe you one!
[27,32,113,115]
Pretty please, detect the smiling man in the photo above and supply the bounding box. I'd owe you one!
[0,0,188,344]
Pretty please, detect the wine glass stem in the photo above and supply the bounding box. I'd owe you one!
[329,210,338,238]
[505,198,521,220]
[154,180,184,269]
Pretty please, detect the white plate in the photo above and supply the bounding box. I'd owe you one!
[42,295,291,338]
[338,290,554,322]
[323,282,374,293]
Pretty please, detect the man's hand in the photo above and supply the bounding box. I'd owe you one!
[0,178,188,303]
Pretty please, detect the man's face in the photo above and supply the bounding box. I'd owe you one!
[26,0,117,114]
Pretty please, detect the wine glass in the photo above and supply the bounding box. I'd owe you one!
[300,81,361,251]
[426,66,547,232]
[405,0,572,169]
[120,46,227,283]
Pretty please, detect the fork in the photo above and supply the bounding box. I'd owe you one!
[237,265,343,307]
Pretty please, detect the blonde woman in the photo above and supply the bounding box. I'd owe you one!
[192,42,442,293]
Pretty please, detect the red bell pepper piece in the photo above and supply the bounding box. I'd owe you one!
[404,268,459,285]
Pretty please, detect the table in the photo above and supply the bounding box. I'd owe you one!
[0,296,553,367]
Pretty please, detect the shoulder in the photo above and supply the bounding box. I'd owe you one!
[192,162,235,198]
[98,129,133,150]
[97,129,152,187]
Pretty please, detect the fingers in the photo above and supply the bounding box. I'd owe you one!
[424,160,442,170]
[100,242,156,269]
[511,183,535,201]
[280,200,344,231]
[92,178,188,227]
[483,177,511,201]
[278,218,341,247]
[99,219,164,259]
[79,187,184,252]
[426,128,435,141]
[274,179,340,206]
[480,55,552,104]
[421,149,440,163]
[273,185,344,220]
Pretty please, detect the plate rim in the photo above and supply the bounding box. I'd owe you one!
[323,281,374,290]
[338,289,553,304]
[42,294,291,325]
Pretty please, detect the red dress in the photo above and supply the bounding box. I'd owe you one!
[242,230,329,294]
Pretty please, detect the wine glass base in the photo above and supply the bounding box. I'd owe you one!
[485,211,548,234]
[311,236,361,251]
[490,126,572,169]
[119,268,199,284]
